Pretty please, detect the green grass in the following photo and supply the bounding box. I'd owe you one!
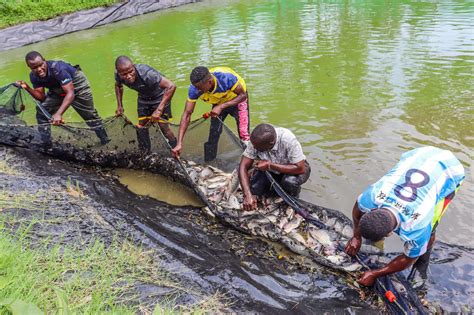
[0,0,119,29]
[0,222,226,314]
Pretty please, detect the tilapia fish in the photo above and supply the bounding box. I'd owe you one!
[184,162,383,273]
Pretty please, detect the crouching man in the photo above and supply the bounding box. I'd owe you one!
[238,123,311,210]
[345,146,464,287]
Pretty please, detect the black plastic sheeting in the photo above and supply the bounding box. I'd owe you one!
[0,0,198,52]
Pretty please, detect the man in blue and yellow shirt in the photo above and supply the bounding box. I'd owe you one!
[171,66,250,161]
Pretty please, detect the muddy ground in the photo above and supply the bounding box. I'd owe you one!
[1,146,472,313]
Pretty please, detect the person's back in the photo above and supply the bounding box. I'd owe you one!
[358,146,465,253]
[188,66,247,105]
[345,146,465,287]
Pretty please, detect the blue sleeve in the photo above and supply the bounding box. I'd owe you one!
[187,85,201,102]
[217,72,238,91]
[53,64,73,86]
[403,226,431,258]
[29,72,41,89]
[224,73,239,90]
[357,185,378,212]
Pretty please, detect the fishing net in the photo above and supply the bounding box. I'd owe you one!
[0,83,426,314]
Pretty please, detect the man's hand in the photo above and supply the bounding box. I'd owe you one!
[344,236,362,256]
[16,80,28,89]
[255,160,272,172]
[115,106,124,116]
[357,270,378,286]
[171,142,182,159]
[51,112,64,126]
[210,105,223,118]
[243,194,257,211]
[150,109,163,122]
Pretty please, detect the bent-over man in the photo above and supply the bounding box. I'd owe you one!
[172,66,250,161]
[115,56,177,149]
[17,51,109,145]
[345,146,465,287]
[239,124,311,210]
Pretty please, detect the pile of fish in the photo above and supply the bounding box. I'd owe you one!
[184,161,386,273]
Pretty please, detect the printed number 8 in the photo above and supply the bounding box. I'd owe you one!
[394,169,430,202]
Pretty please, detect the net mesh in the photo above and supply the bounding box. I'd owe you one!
[0,84,426,314]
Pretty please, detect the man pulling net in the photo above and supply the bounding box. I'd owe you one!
[114,55,177,150]
[344,146,465,288]
[16,51,109,146]
[172,66,250,162]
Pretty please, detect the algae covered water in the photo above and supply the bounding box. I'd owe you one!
[0,0,472,247]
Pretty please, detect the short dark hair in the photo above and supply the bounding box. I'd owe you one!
[250,124,276,147]
[25,51,43,62]
[190,66,210,84]
[359,210,394,241]
[115,55,133,68]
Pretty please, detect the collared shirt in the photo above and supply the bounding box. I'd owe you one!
[115,64,164,103]
[243,126,306,173]
[357,146,465,258]
[30,60,77,90]
[187,67,246,105]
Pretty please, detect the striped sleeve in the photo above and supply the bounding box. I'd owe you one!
[402,225,432,258]
[357,186,378,212]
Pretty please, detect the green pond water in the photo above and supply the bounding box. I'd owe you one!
[0,0,472,247]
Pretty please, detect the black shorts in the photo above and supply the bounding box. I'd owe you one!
[137,100,172,125]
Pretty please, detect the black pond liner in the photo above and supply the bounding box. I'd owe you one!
[0,83,438,314]
[0,0,198,52]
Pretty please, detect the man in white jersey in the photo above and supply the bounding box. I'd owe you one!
[344,147,464,286]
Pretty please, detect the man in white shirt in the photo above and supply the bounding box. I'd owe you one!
[238,123,311,210]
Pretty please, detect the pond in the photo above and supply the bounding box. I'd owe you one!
[0,0,472,250]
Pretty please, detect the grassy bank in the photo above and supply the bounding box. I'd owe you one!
[0,148,225,314]
[0,223,223,314]
[0,0,119,29]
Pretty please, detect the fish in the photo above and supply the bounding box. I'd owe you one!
[200,167,214,180]
[307,227,332,246]
[222,194,240,209]
[283,213,304,234]
[326,255,346,265]
[282,235,309,256]
[223,170,240,200]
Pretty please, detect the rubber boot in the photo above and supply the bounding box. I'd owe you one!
[136,128,151,152]
[168,137,177,149]
[204,141,218,162]
[407,246,433,289]
[95,127,110,145]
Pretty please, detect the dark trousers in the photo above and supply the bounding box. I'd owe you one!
[35,71,108,145]
[250,161,311,197]
[136,101,177,152]
[204,99,250,162]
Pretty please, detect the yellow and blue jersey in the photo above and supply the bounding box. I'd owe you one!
[187,67,246,105]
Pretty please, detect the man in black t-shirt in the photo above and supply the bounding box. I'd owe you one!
[17,51,109,145]
[114,55,177,150]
